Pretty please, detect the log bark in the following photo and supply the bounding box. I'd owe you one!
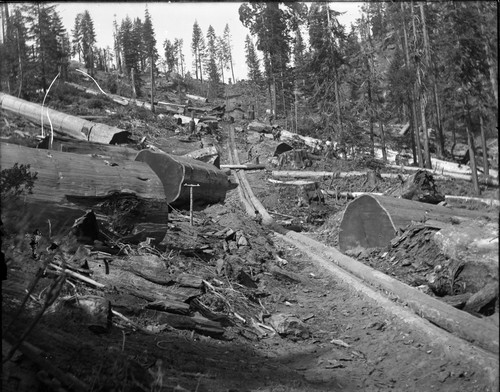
[135,149,237,209]
[338,194,495,252]
[0,92,124,144]
[1,142,164,204]
[463,283,499,313]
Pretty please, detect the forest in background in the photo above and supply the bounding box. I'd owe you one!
[0,2,498,175]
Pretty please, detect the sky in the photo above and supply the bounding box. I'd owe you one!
[56,2,363,82]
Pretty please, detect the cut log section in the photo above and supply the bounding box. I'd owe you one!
[0,142,164,232]
[338,194,494,252]
[0,92,124,144]
[135,149,237,209]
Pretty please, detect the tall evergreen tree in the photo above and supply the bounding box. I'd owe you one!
[244,34,261,82]
[191,20,205,81]
[205,25,219,82]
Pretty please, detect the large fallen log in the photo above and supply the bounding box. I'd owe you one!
[272,168,498,186]
[135,149,237,209]
[338,194,495,252]
[1,142,165,232]
[387,163,499,186]
[185,93,208,103]
[0,92,125,144]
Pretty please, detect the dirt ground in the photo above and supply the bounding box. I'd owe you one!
[2,83,499,392]
[2,187,496,392]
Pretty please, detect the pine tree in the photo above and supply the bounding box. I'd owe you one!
[191,20,205,81]
[223,24,235,83]
[205,25,219,83]
[244,35,261,82]
[164,39,176,73]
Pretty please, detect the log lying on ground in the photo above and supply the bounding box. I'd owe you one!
[185,93,208,103]
[387,163,499,186]
[220,164,266,170]
[272,168,499,186]
[338,194,495,252]
[272,170,401,179]
[183,145,220,167]
[135,149,237,210]
[0,92,126,144]
[0,142,164,232]
[279,130,323,149]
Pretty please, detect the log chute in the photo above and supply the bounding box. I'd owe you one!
[338,194,494,252]
[135,149,237,209]
[0,92,124,144]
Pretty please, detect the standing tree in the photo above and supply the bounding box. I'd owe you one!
[244,34,261,82]
[142,6,157,111]
[223,24,235,83]
[174,38,185,76]
[205,25,219,83]
[191,20,205,82]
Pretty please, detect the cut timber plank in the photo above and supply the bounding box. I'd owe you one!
[338,194,495,252]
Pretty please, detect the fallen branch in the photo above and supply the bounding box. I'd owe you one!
[49,264,105,288]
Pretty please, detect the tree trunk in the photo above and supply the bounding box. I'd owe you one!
[37,4,47,93]
[466,126,481,196]
[479,114,489,177]
[476,3,498,110]
[334,69,343,139]
[411,1,431,169]
[16,26,23,98]
[150,54,155,113]
[380,122,387,162]
[401,2,423,167]
[131,67,137,100]
[229,51,235,83]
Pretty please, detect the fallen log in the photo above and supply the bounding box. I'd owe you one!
[463,283,499,313]
[387,163,499,186]
[0,92,125,144]
[1,142,165,232]
[135,149,237,209]
[220,164,266,170]
[185,93,208,103]
[183,145,220,168]
[174,114,200,125]
[280,231,500,357]
[1,143,164,203]
[155,312,224,336]
[272,170,400,179]
[338,194,495,252]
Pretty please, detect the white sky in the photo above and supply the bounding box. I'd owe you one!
[56,2,363,82]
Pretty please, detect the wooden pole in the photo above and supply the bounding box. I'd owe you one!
[184,184,200,226]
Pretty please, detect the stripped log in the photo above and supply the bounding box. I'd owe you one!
[338,194,494,252]
[0,92,124,144]
[220,164,266,170]
[135,149,237,209]
[183,145,220,167]
[185,93,208,103]
[272,168,499,186]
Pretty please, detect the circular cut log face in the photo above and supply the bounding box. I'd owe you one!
[338,195,396,252]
